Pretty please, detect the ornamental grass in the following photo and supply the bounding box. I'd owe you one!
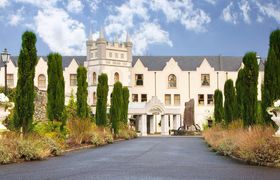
[203,120,280,166]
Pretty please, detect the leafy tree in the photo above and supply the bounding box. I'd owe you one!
[122,87,130,124]
[236,69,245,119]
[66,89,77,119]
[214,89,223,123]
[224,79,237,125]
[95,73,109,126]
[110,82,123,134]
[262,29,280,124]
[242,52,259,126]
[13,31,38,133]
[47,53,65,122]
[76,66,88,119]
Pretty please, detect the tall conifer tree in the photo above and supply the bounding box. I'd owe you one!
[76,66,88,119]
[110,82,123,134]
[122,87,129,124]
[224,79,237,125]
[242,52,259,126]
[262,29,280,124]
[47,53,65,122]
[95,73,108,126]
[214,89,223,123]
[236,69,245,119]
[13,31,38,133]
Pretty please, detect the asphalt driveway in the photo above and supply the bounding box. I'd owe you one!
[0,137,280,180]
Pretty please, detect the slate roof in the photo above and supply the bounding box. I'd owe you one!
[1,55,264,71]
[1,56,87,69]
[133,56,265,71]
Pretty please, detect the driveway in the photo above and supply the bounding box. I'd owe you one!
[0,137,280,180]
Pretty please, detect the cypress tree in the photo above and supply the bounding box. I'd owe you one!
[95,73,109,126]
[76,66,88,119]
[47,53,65,122]
[242,52,259,126]
[214,89,223,123]
[262,29,280,124]
[224,79,237,125]
[236,69,245,119]
[13,31,38,133]
[122,87,130,124]
[110,82,123,134]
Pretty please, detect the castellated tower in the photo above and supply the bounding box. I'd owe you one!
[86,29,133,111]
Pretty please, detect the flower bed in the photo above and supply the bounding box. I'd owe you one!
[203,120,280,167]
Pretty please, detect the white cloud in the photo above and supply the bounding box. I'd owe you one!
[256,1,280,23]
[256,15,263,23]
[67,0,84,14]
[8,7,24,26]
[34,8,86,55]
[87,0,101,12]
[132,22,172,55]
[204,0,216,5]
[0,0,9,8]
[15,0,59,8]
[150,0,211,32]
[222,2,238,24]
[239,0,250,24]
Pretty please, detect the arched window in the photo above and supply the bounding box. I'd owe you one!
[93,92,96,105]
[114,72,119,82]
[93,72,96,85]
[38,74,46,89]
[168,74,176,88]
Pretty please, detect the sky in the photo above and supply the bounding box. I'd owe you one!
[0,0,279,57]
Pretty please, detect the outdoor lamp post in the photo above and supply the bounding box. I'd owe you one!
[1,48,10,95]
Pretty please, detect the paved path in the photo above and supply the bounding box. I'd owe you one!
[0,137,280,180]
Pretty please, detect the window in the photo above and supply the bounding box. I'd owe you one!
[95,52,98,58]
[38,74,46,89]
[109,52,112,58]
[7,74,14,87]
[132,94,138,102]
[198,94,204,105]
[135,74,143,86]
[141,94,147,102]
[201,74,210,86]
[114,72,119,82]
[121,53,124,59]
[207,94,214,105]
[168,74,176,88]
[70,74,77,86]
[115,53,118,58]
[174,94,180,106]
[93,92,96,105]
[93,72,96,85]
[165,94,171,105]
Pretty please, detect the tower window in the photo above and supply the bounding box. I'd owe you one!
[93,72,96,85]
[38,74,46,89]
[70,74,77,86]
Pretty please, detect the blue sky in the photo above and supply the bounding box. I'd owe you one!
[0,0,279,57]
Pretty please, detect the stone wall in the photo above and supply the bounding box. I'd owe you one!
[34,89,47,122]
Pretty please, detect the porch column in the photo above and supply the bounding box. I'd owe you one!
[161,114,169,135]
[170,115,174,130]
[139,114,147,136]
[173,114,181,130]
[150,115,155,134]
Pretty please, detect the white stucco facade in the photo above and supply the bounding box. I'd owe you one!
[0,31,264,136]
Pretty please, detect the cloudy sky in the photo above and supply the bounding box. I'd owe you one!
[0,0,279,57]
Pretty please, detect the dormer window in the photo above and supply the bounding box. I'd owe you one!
[135,74,143,86]
[201,74,210,86]
[168,74,176,88]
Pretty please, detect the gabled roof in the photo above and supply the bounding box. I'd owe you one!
[1,56,87,70]
[132,56,265,71]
